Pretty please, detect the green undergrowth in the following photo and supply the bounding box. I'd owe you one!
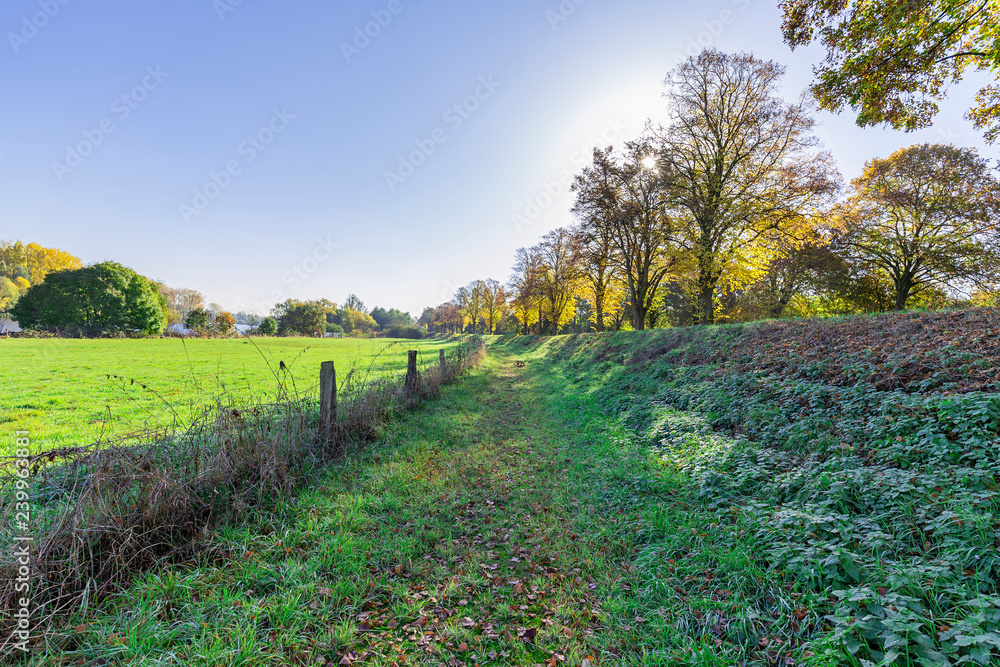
[499,310,1000,666]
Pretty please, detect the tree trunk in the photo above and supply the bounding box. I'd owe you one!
[698,279,715,325]
[894,275,913,311]
[593,284,606,332]
[632,300,646,330]
[696,235,717,325]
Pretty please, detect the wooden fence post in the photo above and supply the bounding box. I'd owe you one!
[439,349,446,380]
[405,350,418,396]
[320,361,336,440]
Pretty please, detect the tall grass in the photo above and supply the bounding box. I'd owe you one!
[0,337,486,656]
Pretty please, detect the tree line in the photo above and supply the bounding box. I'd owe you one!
[0,241,82,314]
[3,242,420,338]
[425,50,1000,336]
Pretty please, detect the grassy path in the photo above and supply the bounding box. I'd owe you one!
[36,345,765,666]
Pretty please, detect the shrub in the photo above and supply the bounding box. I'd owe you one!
[383,324,424,339]
[213,311,236,335]
[11,262,167,335]
[257,317,277,336]
[185,308,213,331]
[326,323,344,334]
[278,303,326,336]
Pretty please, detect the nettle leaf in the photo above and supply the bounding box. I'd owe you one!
[973,632,1000,648]
[971,645,992,665]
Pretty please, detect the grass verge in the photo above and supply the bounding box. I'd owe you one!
[0,339,485,658]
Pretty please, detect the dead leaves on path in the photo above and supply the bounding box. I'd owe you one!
[329,548,606,665]
[323,369,612,666]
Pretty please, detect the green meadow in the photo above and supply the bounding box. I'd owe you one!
[0,337,462,456]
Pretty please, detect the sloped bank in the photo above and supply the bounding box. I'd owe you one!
[494,309,1000,666]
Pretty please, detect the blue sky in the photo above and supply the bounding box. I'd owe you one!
[3,0,996,316]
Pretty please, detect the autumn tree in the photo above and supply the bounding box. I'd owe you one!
[0,241,82,285]
[482,279,509,335]
[659,50,840,324]
[833,143,1000,310]
[334,307,378,335]
[752,232,845,318]
[432,302,463,334]
[535,228,581,335]
[509,246,544,334]
[0,241,82,315]
[343,293,367,313]
[781,0,1000,142]
[158,285,204,324]
[570,185,624,332]
[573,143,678,330]
[0,277,19,313]
[213,311,236,335]
[455,281,487,333]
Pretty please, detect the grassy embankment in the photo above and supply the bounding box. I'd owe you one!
[0,337,463,457]
[21,309,1000,666]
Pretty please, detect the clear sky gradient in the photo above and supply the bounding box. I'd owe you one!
[4,0,996,316]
